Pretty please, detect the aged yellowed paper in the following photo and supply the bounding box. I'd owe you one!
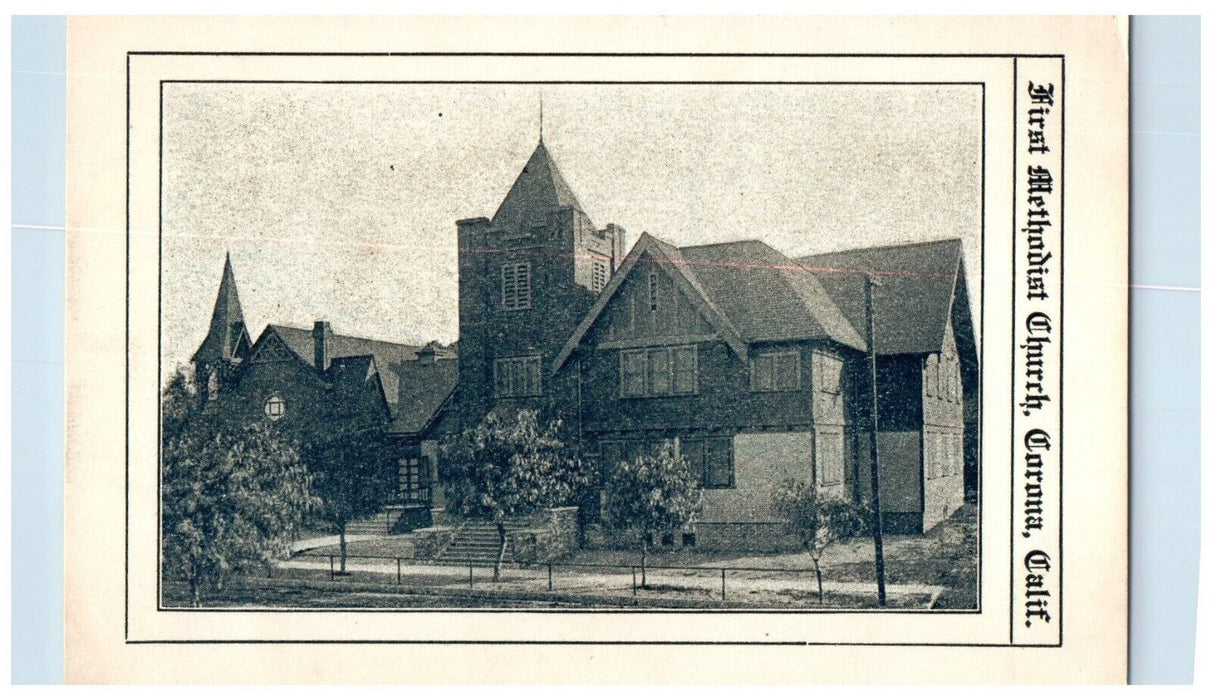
[64,15,1128,682]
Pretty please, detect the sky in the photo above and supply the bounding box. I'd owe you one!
[161,83,982,376]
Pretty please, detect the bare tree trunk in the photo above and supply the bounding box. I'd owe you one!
[190,575,201,608]
[494,522,507,582]
[339,525,348,574]
[812,556,824,604]
[641,537,649,588]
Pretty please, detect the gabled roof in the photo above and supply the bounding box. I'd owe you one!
[265,324,420,402]
[388,358,459,436]
[552,232,866,371]
[491,141,588,234]
[193,253,250,363]
[797,238,966,355]
[677,240,866,349]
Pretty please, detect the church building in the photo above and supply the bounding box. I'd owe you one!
[187,133,978,551]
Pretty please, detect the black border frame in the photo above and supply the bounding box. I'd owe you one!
[123,51,1062,648]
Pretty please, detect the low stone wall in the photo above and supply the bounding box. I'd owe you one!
[511,507,579,564]
[412,525,456,560]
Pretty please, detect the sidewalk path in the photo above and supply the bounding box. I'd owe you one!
[275,556,944,607]
[289,534,378,554]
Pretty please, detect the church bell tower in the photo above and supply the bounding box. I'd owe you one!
[456,135,626,427]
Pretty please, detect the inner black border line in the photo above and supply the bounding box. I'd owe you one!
[1058,54,1066,649]
[161,80,984,86]
[1009,57,1018,644]
[119,53,1039,646]
[124,51,132,641]
[123,640,1062,647]
[131,51,1066,58]
[151,77,987,619]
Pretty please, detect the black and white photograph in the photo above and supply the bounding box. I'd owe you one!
[60,16,1130,681]
[158,82,982,611]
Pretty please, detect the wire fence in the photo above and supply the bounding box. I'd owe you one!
[282,551,903,605]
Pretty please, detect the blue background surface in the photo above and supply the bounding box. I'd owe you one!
[11,14,66,685]
[1128,15,1200,685]
[6,14,1201,685]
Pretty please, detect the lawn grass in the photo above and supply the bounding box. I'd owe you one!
[187,504,977,610]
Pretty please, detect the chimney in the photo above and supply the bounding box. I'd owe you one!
[417,341,438,366]
[605,223,627,271]
[313,321,331,371]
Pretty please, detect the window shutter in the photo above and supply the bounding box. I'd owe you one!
[516,263,531,309]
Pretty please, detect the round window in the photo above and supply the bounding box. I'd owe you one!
[264,394,286,421]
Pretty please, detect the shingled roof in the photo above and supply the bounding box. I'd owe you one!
[797,238,966,356]
[553,232,866,371]
[266,324,420,402]
[677,239,866,349]
[388,358,459,436]
[491,141,587,234]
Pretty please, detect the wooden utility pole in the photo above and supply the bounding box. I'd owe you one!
[865,274,888,607]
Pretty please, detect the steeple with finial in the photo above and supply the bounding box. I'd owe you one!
[192,252,251,374]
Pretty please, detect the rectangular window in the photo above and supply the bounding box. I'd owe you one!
[684,437,734,489]
[649,347,671,395]
[501,262,532,310]
[397,457,431,504]
[494,355,542,397]
[672,346,697,394]
[591,260,608,293]
[648,272,658,311]
[620,345,698,397]
[752,351,801,392]
[621,350,647,397]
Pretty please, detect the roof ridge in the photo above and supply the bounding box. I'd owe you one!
[797,237,963,259]
[677,238,770,252]
[266,323,418,349]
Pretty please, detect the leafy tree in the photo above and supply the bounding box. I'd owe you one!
[602,442,703,587]
[304,422,397,574]
[439,408,588,581]
[771,479,870,603]
[160,369,317,606]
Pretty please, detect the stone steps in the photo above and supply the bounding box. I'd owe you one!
[434,523,517,565]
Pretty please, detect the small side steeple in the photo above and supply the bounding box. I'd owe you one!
[193,252,250,367]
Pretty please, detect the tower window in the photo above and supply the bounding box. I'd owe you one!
[591,260,608,293]
[501,262,532,310]
[264,394,286,421]
[495,355,543,398]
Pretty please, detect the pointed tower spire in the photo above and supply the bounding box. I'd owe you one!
[491,141,588,235]
[192,252,249,364]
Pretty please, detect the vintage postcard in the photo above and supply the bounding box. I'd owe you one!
[63,16,1128,682]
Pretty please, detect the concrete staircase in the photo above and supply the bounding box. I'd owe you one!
[435,522,516,565]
